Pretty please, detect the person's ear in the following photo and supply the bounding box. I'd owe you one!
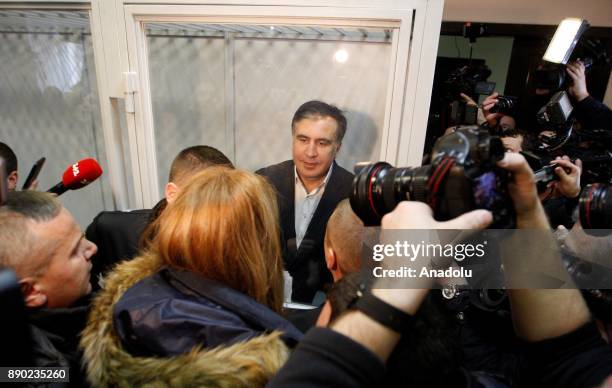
[19,278,47,308]
[7,170,18,190]
[315,300,332,327]
[165,182,179,204]
[325,247,338,272]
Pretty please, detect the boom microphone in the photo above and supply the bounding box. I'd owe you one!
[47,158,103,196]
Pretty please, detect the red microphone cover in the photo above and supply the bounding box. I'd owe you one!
[61,158,103,189]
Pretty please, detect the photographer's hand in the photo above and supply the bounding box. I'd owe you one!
[331,202,491,362]
[482,92,504,128]
[497,154,589,342]
[551,156,582,199]
[566,61,589,102]
[381,201,492,230]
[25,178,39,191]
[497,152,549,229]
[460,92,478,107]
[373,201,492,310]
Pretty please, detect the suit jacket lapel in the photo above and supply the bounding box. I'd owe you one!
[297,161,342,256]
[278,161,296,240]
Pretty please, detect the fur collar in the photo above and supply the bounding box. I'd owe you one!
[80,255,289,387]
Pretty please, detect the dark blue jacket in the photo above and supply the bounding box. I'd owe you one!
[113,267,303,358]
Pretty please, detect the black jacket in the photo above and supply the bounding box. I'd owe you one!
[28,301,90,387]
[113,267,303,358]
[268,322,612,388]
[256,160,354,303]
[85,200,166,290]
[574,95,612,132]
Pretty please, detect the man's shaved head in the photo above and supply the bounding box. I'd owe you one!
[0,191,62,276]
[324,199,364,277]
[168,145,233,185]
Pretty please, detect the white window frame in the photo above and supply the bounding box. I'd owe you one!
[0,1,132,211]
[2,0,443,210]
[121,1,443,208]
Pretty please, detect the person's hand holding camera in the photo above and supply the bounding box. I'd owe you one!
[497,152,549,229]
[566,61,589,102]
[460,92,478,107]
[371,202,493,316]
[381,201,493,230]
[551,156,582,199]
[482,92,504,128]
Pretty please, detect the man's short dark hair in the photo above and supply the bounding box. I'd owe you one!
[500,128,534,151]
[291,100,347,143]
[0,191,62,275]
[141,146,233,250]
[168,145,233,183]
[0,142,17,174]
[0,191,61,222]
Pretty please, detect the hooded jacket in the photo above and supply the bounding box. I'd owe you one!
[80,254,298,387]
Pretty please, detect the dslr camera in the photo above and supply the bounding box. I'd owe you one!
[350,126,515,228]
[489,95,518,116]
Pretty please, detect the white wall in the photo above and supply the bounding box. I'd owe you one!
[437,36,514,95]
[443,0,612,27]
[443,0,612,106]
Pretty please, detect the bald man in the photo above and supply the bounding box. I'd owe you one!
[287,199,364,331]
[323,199,364,282]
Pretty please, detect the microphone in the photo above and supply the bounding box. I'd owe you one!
[47,158,103,196]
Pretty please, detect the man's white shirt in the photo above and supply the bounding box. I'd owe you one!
[294,164,333,249]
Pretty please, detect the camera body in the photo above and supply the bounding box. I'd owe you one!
[351,126,515,228]
[489,95,518,116]
[536,91,574,128]
[533,163,560,193]
[534,58,593,91]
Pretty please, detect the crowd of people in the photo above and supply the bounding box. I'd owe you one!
[1,64,612,387]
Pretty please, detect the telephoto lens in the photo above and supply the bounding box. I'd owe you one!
[579,183,612,234]
[351,162,431,226]
[489,95,517,115]
[350,127,514,227]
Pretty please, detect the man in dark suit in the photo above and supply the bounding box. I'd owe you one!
[86,145,233,290]
[257,100,354,304]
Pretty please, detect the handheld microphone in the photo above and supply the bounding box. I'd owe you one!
[47,158,103,196]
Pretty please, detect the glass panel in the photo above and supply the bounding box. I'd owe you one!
[146,28,226,194]
[145,22,394,197]
[0,10,111,227]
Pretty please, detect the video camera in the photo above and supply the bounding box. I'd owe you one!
[444,64,495,125]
